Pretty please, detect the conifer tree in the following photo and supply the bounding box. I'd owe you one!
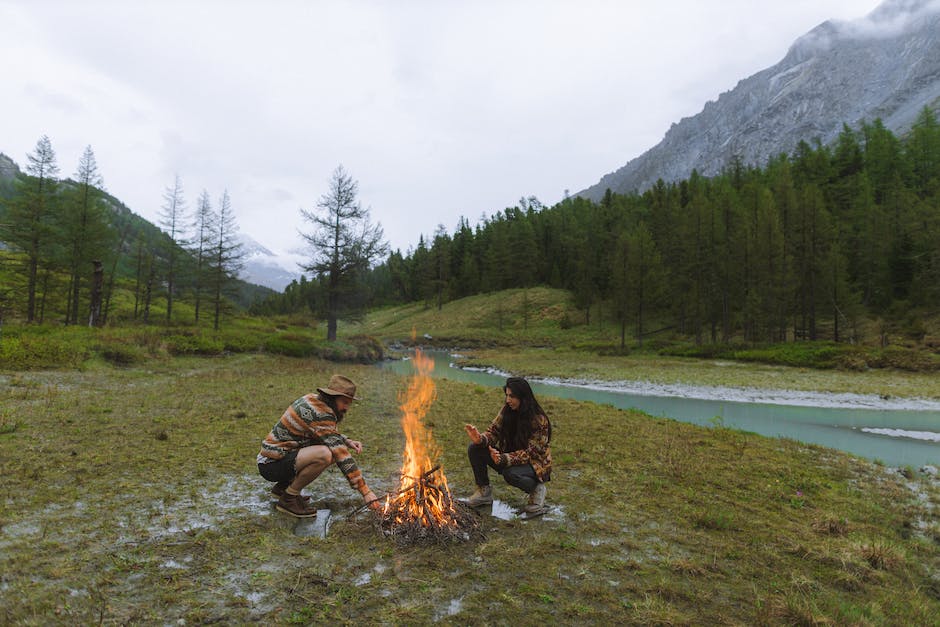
[62,146,112,324]
[210,189,243,330]
[300,165,387,341]
[0,136,59,321]
[159,175,187,322]
[191,189,215,323]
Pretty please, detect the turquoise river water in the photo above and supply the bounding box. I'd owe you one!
[381,350,940,469]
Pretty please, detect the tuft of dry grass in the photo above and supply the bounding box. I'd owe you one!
[858,540,905,571]
[812,515,850,536]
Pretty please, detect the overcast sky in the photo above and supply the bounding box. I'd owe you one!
[1,0,883,269]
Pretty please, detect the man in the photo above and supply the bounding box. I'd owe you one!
[257,374,381,518]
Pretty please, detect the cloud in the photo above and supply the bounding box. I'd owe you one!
[846,0,940,37]
[2,0,885,259]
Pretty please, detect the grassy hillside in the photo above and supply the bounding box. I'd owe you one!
[352,288,940,399]
[1,353,937,624]
[353,287,619,347]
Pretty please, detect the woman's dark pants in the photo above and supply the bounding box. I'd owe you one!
[467,442,538,493]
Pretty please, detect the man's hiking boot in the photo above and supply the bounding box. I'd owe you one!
[524,482,547,514]
[272,482,311,502]
[275,492,318,518]
[465,485,493,507]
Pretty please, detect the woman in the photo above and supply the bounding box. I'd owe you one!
[464,376,552,514]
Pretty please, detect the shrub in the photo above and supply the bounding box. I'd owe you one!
[870,346,940,372]
[216,329,262,353]
[100,344,147,366]
[0,333,91,369]
[164,332,225,356]
[264,332,320,358]
[347,335,384,363]
[659,343,732,359]
[691,508,735,531]
[315,341,358,362]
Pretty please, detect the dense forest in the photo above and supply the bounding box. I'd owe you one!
[4,109,939,347]
[256,109,940,346]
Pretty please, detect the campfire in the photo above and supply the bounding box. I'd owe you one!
[378,348,480,544]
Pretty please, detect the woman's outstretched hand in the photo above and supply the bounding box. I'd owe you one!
[464,424,482,444]
[488,446,502,465]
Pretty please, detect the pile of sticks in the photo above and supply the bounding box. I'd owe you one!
[380,466,481,545]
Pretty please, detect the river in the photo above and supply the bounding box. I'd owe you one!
[380,350,940,469]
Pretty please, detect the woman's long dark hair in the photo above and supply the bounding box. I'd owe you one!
[498,377,551,451]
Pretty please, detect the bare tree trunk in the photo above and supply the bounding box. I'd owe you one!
[88,260,104,327]
[143,266,154,323]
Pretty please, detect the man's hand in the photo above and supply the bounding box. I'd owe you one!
[363,490,383,512]
[346,439,363,454]
[464,424,482,445]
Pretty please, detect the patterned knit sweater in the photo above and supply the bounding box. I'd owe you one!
[258,393,371,496]
[481,411,552,482]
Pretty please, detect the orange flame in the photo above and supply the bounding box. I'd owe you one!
[385,347,458,527]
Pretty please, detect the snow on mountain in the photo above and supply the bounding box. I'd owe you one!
[237,233,303,292]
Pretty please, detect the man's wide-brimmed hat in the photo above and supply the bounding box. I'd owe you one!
[317,374,360,400]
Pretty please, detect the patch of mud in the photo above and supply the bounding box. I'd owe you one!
[139,476,270,540]
[126,473,363,543]
[223,571,277,615]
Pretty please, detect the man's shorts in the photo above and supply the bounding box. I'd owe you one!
[257,449,299,484]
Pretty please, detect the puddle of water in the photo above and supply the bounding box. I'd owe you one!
[293,509,333,538]
[479,499,565,522]
[488,499,516,520]
[1,521,42,539]
[160,560,187,570]
[434,597,463,620]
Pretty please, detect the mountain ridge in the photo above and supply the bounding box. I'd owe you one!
[577,0,940,200]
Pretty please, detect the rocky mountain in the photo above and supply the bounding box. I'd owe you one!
[237,233,302,292]
[577,0,940,200]
[0,153,20,181]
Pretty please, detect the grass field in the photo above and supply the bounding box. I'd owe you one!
[2,353,938,624]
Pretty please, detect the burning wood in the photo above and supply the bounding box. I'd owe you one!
[375,347,481,544]
[379,465,480,544]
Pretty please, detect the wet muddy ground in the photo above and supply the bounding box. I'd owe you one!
[3,357,939,624]
[0,466,574,623]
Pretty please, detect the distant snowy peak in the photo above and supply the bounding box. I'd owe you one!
[236,233,302,292]
[237,233,276,258]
